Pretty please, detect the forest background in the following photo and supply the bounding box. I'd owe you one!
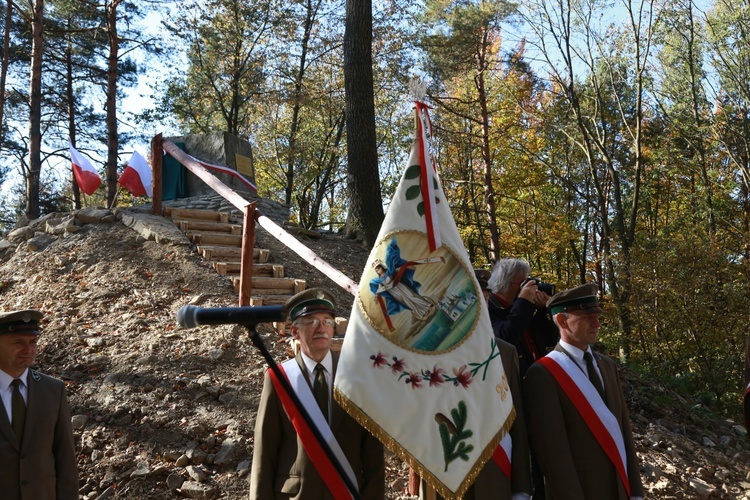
[0,0,747,422]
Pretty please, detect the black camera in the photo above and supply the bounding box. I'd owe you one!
[522,277,556,296]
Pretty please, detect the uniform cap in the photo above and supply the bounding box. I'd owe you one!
[546,283,603,315]
[285,288,336,322]
[0,309,43,335]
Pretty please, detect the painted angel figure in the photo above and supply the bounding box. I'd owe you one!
[369,237,443,330]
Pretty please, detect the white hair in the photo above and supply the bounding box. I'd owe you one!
[488,258,531,294]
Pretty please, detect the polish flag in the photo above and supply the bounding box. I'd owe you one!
[70,144,102,196]
[118,150,153,197]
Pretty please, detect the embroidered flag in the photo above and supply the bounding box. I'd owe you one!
[118,150,153,197]
[334,103,514,499]
[70,144,102,196]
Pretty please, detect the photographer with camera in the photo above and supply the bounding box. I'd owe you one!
[487,259,559,376]
[487,259,559,499]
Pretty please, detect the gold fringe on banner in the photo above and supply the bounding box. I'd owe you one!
[334,389,517,500]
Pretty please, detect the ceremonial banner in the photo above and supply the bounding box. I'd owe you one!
[334,103,514,499]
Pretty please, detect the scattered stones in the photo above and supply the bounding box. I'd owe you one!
[1,199,747,499]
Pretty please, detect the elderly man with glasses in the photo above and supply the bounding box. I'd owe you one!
[249,288,384,499]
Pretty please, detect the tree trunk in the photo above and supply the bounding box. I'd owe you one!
[475,30,501,262]
[105,0,123,206]
[0,0,12,152]
[284,0,319,206]
[26,0,44,219]
[343,0,383,246]
[65,18,81,209]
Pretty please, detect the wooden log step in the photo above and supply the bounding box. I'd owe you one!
[167,208,230,223]
[197,246,270,262]
[212,262,284,278]
[231,277,305,292]
[187,231,243,246]
[177,220,242,234]
[247,294,296,306]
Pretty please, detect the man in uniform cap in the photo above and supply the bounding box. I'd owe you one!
[0,309,78,499]
[249,288,384,499]
[522,284,643,500]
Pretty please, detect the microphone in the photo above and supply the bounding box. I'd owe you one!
[177,304,287,328]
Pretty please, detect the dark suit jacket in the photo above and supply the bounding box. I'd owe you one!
[0,370,78,500]
[523,345,643,500]
[488,294,559,375]
[249,352,385,499]
[421,340,532,499]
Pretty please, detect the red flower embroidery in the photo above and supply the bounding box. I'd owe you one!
[391,356,405,374]
[405,373,422,389]
[370,352,387,368]
[425,365,445,387]
[452,365,472,388]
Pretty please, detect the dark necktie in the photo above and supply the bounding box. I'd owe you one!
[313,364,329,422]
[11,379,26,442]
[583,352,605,400]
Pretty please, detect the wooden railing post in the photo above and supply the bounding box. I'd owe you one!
[239,202,256,306]
[151,133,163,215]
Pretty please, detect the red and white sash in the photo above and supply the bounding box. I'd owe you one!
[269,359,357,499]
[538,351,630,497]
[491,433,512,478]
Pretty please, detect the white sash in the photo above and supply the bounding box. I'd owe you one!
[500,432,512,461]
[281,359,358,486]
[545,351,627,476]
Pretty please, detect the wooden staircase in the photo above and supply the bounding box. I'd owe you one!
[165,207,306,306]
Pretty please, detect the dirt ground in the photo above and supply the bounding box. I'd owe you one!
[0,210,748,499]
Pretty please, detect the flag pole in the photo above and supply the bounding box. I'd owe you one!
[244,324,362,500]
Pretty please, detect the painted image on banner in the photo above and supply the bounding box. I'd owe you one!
[359,232,480,353]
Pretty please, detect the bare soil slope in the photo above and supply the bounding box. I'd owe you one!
[0,211,748,499]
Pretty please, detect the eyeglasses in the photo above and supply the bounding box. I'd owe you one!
[298,318,336,328]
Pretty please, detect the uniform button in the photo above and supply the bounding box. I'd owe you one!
[21,480,28,486]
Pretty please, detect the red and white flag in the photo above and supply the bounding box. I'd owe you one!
[118,150,153,197]
[334,103,514,499]
[70,144,102,196]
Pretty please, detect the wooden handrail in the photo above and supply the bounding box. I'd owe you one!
[151,135,359,305]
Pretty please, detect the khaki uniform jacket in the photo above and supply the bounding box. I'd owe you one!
[523,344,643,500]
[249,352,385,499]
[421,340,532,499]
[0,370,78,500]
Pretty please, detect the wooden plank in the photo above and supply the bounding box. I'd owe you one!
[176,220,240,233]
[197,245,242,260]
[187,231,243,246]
[257,249,270,263]
[210,262,277,276]
[197,246,269,261]
[170,208,225,222]
[230,277,303,294]
[256,214,357,295]
[248,295,293,306]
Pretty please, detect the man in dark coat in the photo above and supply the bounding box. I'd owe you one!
[249,288,385,499]
[0,309,78,500]
[487,259,558,376]
[523,284,644,500]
